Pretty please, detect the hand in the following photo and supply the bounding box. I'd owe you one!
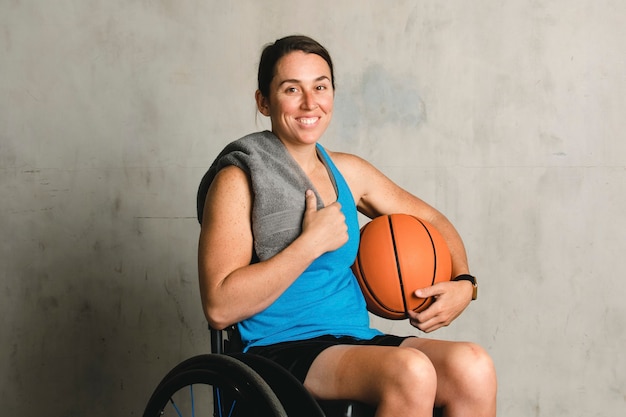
[300,190,348,256]
[406,280,474,333]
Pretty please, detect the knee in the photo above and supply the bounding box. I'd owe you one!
[380,347,437,399]
[450,342,497,394]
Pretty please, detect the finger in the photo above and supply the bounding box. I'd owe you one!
[408,315,433,333]
[409,299,440,324]
[414,281,448,299]
[414,287,435,299]
[407,308,429,327]
[409,314,443,333]
[304,189,317,212]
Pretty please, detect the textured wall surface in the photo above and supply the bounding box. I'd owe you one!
[1,1,625,416]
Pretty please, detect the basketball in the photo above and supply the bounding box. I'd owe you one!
[352,214,452,319]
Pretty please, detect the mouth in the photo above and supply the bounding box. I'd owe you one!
[297,117,319,126]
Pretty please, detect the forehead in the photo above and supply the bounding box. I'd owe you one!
[273,51,331,82]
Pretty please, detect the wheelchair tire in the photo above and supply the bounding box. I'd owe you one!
[143,354,287,417]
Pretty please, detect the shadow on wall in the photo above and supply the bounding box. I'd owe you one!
[331,64,426,152]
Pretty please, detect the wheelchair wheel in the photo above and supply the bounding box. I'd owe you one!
[143,354,287,417]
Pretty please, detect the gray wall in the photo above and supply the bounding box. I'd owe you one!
[1,1,624,416]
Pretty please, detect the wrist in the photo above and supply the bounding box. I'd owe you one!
[452,274,478,300]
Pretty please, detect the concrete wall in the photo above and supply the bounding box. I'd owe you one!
[1,1,624,415]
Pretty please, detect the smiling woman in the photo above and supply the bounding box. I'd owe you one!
[255,51,335,151]
[196,35,497,417]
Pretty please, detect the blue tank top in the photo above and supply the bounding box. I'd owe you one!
[240,144,382,350]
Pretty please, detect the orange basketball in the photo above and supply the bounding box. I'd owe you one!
[352,214,452,319]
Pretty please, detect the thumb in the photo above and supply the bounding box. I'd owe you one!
[414,285,440,299]
[305,189,318,212]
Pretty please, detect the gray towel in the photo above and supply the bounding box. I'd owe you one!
[197,130,325,261]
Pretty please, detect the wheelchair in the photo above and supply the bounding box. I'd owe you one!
[143,323,444,417]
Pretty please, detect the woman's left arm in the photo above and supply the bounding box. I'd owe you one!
[333,152,475,332]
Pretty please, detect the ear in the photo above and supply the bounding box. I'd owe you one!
[255,90,271,116]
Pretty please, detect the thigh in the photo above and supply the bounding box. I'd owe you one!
[303,343,432,404]
[400,337,462,364]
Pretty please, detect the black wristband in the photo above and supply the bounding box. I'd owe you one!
[452,274,478,300]
[452,274,476,284]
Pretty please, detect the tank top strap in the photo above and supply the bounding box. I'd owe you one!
[315,144,357,211]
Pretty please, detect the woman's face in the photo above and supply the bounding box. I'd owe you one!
[257,51,334,147]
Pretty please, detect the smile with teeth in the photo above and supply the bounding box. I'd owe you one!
[298,117,319,125]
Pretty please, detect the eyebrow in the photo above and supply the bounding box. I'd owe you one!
[278,75,331,87]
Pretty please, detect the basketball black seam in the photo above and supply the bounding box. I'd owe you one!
[356,229,403,315]
[408,217,433,312]
[415,218,438,286]
[389,215,410,317]
[357,258,404,315]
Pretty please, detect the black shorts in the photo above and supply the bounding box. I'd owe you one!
[246,334,410,383]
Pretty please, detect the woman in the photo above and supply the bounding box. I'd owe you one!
[198,35,497,417]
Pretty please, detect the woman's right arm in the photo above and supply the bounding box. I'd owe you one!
[198,165,347,329]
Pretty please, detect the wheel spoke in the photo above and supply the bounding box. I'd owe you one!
[189,385,194,417]
[168,397,183,417]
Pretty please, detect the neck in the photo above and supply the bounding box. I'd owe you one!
[276,138,320,174]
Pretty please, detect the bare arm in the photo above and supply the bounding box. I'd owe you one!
[198,165,348,329]
[332,152,474,332]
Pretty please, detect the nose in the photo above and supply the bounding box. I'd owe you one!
[301,90,318,110]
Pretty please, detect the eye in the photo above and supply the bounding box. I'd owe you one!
[316,85,326,91]
[285,86,298,93]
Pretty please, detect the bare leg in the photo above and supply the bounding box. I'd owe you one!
[303,339,496,417]
[304,344,437,417]
[401,338,497,417]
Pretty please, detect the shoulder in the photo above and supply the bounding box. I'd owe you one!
[323,147,414,218]
[204,165,251,213]
[200,164,252,225]
[210,165,250,193]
